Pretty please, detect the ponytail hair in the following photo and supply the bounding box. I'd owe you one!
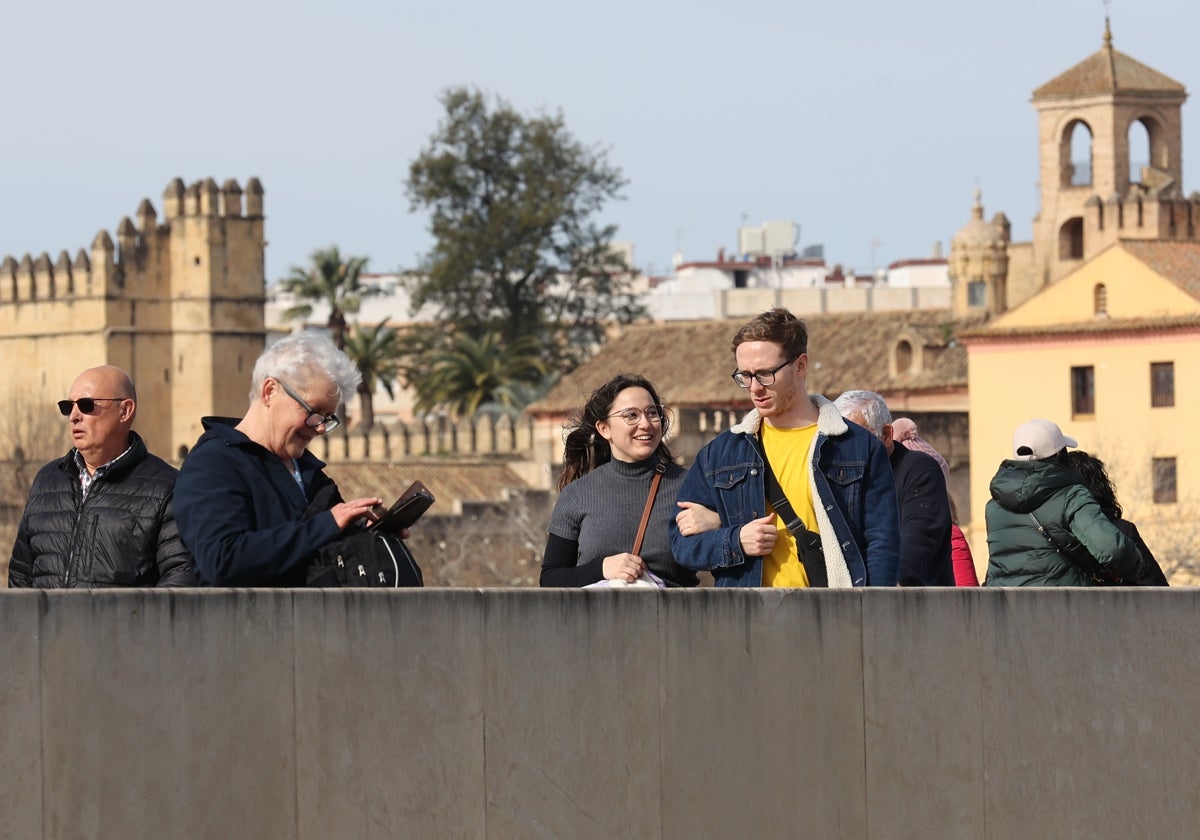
[557,373,673,491]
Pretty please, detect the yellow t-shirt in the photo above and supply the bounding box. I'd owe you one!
[760,422,819,588]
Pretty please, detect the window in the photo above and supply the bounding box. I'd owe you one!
[1093,283,1107,316]
[967,280,987,307]
[895,340,913,374]
[1059,218,1084,260]
[1064,120,1094,187]
[1151,362,1175,407]
[1153,457,1177,504]
[1071,366,1095,416]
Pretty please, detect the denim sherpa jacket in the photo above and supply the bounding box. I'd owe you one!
[670,396,900,587]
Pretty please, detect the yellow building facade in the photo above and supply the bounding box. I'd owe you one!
[963,241,1200,580]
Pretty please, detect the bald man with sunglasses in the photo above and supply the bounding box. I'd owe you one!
[7,365,197,588]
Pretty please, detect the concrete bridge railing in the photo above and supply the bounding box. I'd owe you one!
[2,588,1195,839]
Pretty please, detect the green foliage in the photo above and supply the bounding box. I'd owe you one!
[341,320,403,430]
[412,331,546,420]
[279,245,375,349]
[405,86,645,372]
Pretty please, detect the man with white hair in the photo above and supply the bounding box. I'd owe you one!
[834,390,954,586]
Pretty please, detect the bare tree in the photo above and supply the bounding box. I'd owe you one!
[1085,435,1200,584]
[0,388,67,585]
[405,488,552,587]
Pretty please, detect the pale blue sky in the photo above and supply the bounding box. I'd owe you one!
[2,0,1197,286]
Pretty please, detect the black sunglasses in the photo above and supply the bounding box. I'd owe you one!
[57,397,126,416]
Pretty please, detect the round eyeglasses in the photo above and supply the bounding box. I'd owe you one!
[731,356,798,388]
[605,406,664,426]
[275,378,340,432]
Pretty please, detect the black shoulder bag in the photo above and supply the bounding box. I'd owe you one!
[307,529,424,588]
[751,434,828,587]
[301,483,424,588]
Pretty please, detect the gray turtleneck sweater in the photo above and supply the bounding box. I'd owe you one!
[541,456,697,587]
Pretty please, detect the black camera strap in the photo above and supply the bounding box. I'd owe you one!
[751,432,828,587]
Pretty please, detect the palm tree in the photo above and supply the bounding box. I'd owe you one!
[279,246,374,349]
[414,331,545,420]
[341,320,403,430]
[478,371,561,420]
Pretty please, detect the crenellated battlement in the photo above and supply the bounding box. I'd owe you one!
[1083,189,1200,244]
[0,176,267,463]
[0,176,265,307]
[311,415,539,463]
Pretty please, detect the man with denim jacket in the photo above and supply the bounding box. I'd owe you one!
[670,308,900,587]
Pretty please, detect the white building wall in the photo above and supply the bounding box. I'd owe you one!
[885,263,950,288]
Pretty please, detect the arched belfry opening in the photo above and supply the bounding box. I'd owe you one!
[1059,218,1084,260]
[1128,120,1151,184]
[1062,120,1093,187]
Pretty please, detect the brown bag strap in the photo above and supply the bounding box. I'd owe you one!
[631,460,668,556]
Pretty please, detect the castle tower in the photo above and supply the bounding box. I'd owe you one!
[949,190,1011,317]
[165,177,267,457]
[1028,20,1191,289]
[0,177,265,461]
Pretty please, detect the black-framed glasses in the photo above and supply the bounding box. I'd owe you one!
[275,378,340,432]
[57,397,126,417]
[605,405,664,426]
[731,356,798,388]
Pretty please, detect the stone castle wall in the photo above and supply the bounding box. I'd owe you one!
[0,178,267,459]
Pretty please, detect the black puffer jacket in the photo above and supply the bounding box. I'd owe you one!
[984,458,1144,587]
[8,432,197,588]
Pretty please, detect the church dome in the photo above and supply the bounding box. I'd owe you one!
[952,190,1007,248]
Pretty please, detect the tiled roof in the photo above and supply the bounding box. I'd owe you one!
[323,460,529,512]
[1118,240,1200,302]
[960,314,1200,342]
[1033,42,1185,99]
[531,311,980,414]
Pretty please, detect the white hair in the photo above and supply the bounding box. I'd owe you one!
[249,331,361,404]
[833,389,891,437]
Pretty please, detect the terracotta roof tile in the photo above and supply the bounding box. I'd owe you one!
[960,314,1200,341]
[1033,44,1185,99]
[1118,240,1200,302]
[531,311,982,414]
[322,460,529,512]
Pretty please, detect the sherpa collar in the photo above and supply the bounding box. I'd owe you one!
[730,394,855,589]
[729,394,849,438]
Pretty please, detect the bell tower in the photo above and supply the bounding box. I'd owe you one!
[1029,19,1189,288]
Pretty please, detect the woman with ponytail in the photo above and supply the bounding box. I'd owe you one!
[540,373,710,587]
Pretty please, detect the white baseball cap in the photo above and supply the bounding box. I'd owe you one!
[1012,418,1078,461]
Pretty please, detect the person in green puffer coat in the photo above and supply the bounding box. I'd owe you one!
[984,418,1145,587]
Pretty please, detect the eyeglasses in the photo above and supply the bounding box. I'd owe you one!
[275,378,340,432]
[731,356,798,388]
[605,405,664,426]
[57,397,126,416]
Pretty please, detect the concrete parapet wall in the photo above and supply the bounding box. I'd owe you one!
[313,415,537,463]
[2,588,1197,838]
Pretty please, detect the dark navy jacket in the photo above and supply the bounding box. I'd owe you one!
[890,443,955,586]
[174,417,342,586]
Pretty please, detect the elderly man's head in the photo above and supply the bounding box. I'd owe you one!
[834,389,894,453]
[61,366,137,470]
[243,331,362,461]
